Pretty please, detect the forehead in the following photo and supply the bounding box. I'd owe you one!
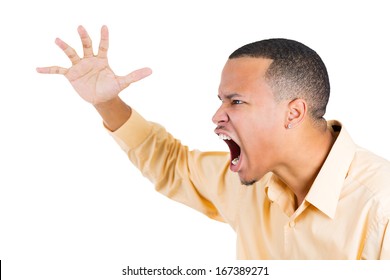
[219,57,273,95]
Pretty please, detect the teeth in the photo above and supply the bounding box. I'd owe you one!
[218,134,231,140]
[231,157,239,165]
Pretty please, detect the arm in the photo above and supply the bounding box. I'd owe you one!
[110,109,242,226]
[37,26,242,226]
[379,218,390,259]
[36,25,152,131]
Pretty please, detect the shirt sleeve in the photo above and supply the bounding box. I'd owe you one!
[379,219,390,259]
[108,109,243,228]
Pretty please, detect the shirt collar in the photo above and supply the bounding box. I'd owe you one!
[265,175,297,216]
[304,120,356,218]
[265,120,356,219]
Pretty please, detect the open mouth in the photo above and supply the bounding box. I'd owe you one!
[219,134,241,167]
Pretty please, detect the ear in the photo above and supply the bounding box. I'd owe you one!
[285,98,307,129]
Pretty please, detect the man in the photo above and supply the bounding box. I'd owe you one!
[37,25,390,259]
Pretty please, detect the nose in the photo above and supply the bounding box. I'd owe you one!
[212,105,228,125]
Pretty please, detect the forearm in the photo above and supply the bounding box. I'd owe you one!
[94,97,132,131]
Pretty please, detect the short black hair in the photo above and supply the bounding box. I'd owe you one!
[229,39,330,121]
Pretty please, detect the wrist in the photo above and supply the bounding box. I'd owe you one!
[94,97,132,131]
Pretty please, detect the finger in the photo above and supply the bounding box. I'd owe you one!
[77,25,94,58]
[97,25,109,59]
[36,66,68,75]
[55,38,81,65]
[118,67,153,90]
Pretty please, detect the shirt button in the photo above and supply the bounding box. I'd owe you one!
[289,221,296,228]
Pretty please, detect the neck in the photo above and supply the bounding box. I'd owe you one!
[273,120,335,208]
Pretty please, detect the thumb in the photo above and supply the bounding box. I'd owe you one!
[118,67,152,90]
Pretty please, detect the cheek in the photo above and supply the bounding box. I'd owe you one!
[234,105,284,150]
[249,109,281,135]
[238,103,286,165]
[243,114,283,154]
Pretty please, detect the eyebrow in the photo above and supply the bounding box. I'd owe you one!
[218,93,244,100]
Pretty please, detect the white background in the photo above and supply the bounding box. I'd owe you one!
[1,0,390,279]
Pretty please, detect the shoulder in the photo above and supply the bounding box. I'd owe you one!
[348,147,390,220]
[351,147,390,188]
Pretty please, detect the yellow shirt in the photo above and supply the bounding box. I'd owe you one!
[109,110,390,260]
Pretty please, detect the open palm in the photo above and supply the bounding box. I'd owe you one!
[37,25,152,105]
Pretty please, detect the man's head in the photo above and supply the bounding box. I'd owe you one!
[229,38,330,123]
[213,39,330,185]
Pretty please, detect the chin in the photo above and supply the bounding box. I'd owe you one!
[239,175,259,186]
[238,169,266,186]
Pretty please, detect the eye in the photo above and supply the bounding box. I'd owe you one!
[232,100,243,105]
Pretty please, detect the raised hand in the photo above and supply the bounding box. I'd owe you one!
[36,25,152,105]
